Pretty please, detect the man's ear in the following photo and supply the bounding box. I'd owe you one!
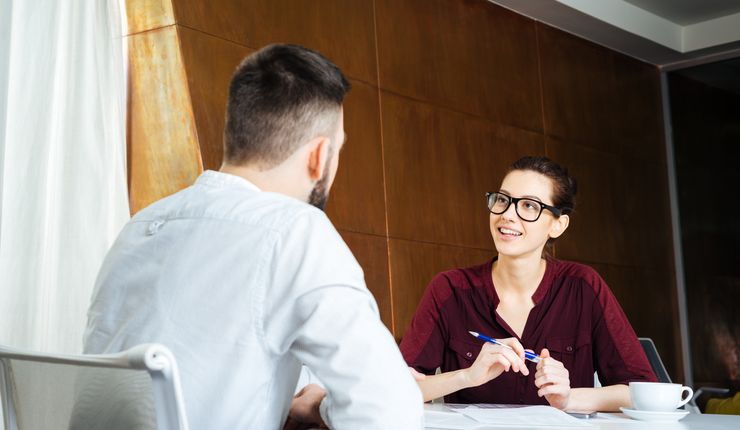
[306,136,331,182]
[549,214,570,239]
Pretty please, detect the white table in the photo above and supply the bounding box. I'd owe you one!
[424,403,740,429]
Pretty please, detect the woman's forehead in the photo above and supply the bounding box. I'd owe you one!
[500,170,553,200]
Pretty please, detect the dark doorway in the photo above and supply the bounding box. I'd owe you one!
[668,57,740,390]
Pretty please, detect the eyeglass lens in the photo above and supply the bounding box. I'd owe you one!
[488,193,543,222]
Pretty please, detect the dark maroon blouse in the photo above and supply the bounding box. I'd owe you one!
[400,257,657,404]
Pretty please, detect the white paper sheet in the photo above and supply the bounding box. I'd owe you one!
[425,410,485,429]
[458,405,595,428]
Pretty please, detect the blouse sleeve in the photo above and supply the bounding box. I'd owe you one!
[399,273,453,375]
[589,273,658,385]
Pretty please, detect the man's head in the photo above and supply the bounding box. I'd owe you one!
[223,44,350,209]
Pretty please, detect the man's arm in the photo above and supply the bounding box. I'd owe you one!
[288,286,424,429]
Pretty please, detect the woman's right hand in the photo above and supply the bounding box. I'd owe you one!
[462,337,529,388]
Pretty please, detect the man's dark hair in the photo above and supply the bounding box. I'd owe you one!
[223,44,350,168]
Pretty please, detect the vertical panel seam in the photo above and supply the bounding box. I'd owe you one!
[371,0,396,337]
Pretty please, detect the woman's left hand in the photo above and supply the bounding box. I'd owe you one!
[534,348,571,410]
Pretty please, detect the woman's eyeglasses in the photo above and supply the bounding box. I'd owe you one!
[486,191,562,222]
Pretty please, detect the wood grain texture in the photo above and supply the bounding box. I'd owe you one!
[539,23,617,154]
[376,0,542,132]
[125,0,175,35]
[325,81,387,236]
[389,239,494,342]
[547,137,674,271]
[128,26,202,214]
[381,92,545,250]
[178,27,251,172]
[171,0,377,84]
[611,56,664,161]
[339,230,393,329]
[124,0,680,377]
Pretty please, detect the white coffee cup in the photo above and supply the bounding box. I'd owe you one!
[629,382,694,412]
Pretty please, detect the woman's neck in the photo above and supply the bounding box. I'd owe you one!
[493,252,547,296]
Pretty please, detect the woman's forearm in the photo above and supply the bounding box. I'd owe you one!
[566,385,631,412]
[416,369,473,402]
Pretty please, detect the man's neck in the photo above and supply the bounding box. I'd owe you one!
[219,162,307,201]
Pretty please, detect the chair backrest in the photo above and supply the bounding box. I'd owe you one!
[639,337,672,383]
[0,343,189,430]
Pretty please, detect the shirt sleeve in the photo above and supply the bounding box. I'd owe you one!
[399,273,452,375]
[588,273,658,385]
[265,209,424,429]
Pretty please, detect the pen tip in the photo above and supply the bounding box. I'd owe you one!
[468,331,478,336]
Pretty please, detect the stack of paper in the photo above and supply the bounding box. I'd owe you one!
[425,405,595,429]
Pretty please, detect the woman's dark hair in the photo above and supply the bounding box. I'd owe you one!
[509,156,578,215]
[224,44,351,169]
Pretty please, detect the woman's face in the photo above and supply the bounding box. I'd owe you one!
[489,170,569,259]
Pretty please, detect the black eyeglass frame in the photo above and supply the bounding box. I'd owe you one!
[485,191,562,222]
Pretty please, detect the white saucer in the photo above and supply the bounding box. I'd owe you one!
[620,407,689,422]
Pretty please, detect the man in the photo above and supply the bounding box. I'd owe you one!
[83,44,423,429]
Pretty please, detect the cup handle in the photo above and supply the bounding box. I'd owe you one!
[677,386,694,408]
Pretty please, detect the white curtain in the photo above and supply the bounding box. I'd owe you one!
[0,0,129,355]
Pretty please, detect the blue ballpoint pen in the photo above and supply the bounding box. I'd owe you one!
[468,330,541,363]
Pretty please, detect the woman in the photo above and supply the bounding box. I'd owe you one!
[400,156,657,412]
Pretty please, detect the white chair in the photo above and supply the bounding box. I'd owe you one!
[0,343,189,430]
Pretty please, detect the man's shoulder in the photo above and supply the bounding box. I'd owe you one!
[130,182,322,233]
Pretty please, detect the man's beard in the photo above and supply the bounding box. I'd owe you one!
[308,162,332,211]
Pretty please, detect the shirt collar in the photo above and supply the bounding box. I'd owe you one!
[195,170,261,192]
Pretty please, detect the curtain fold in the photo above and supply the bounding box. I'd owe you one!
[0,0,129,355]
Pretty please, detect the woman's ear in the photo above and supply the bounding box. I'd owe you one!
[549,214,570,239]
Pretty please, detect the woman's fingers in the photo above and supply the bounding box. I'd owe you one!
[537,382,570,398]
[499,337,527,360]
[534,372,570,388]
[479,342,528,376]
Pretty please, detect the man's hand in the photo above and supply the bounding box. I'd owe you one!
[284,384,327,430]
[463,337,529,388]
[534,348,571,410]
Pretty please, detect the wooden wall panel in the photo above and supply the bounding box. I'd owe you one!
[325,81,387,236]
[340,230,393,328]
[126,0,681,378]
[546,138,627,265]
[171,0,378,84]
[125,0,175,35]
[619,159,674,271]
[538,24,618,153]
[547,139,674,268]
[376,0,542,132]
[611,58,665,161]
[127,26,202,213]
[178,27,251,171]
[389,239,494,341]
[381,92,545,250]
